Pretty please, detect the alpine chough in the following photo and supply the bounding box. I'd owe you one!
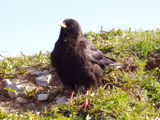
[51,19,123,110]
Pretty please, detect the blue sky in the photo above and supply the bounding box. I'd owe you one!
[1,0,160,55]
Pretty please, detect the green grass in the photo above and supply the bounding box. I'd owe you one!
[0,29,160,119]
[0,51,51,78]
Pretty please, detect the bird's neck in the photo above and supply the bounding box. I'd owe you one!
[59,34,83,43]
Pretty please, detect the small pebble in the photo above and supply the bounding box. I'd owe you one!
[15,97,28,104]
[14,103,21,107]
[55,96,67,105]
[35,73,52,85]
[37,94,49,101]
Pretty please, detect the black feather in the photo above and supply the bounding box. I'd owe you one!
[51,19,122,90]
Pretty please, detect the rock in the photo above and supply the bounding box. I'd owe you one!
[4,79,12,86]
[0,107,5,111]
[35,101,39,103]
[7,90,19,99]
[27,69,36,73]
[36,112,40,115]
[31,70,42,75]
[25,85,37,91]
[55,95,67,105]
[13,83,24,91]
[42,70,48,74]
[15,97,28,104]
[0,51,18,61]
[37,94,49,101]
[5,79,38,99]
[35,73,52,85]
[28,69,41,75]
[14,103,21,107]
[28,69,48,75]
[4,80,26,98]
[9,83,24,96]
[5,80,23,98]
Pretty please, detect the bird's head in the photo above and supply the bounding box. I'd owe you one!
[58,19,83,39]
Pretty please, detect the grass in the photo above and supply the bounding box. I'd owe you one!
[0,28,160,119]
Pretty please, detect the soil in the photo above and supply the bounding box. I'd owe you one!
[0,68,67,113]
[146,51,160,79]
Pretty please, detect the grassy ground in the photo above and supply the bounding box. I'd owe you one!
[0,29,160,119]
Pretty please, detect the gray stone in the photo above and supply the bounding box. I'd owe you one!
[28,69,48,75]
[55,95,67,105]
[5,80,24,98]
[27,69,36,73]
[8,90,19,98]
[25,85,37,91]
[0,51,18,61]
[8,83,24,96]
[35,73,52,85]
[37,94,49,101]
[35,101,39,103]
[28,69,41,75]
[4,79,12,86]
[4,80,28,98]
[5,79,38,99]
[13,83,24,91]
[14,103,21,107]
[42,70,48,74]
[15,97,28,104]
[31,70,42,75]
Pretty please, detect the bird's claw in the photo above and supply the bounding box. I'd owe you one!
[79,98,90,113]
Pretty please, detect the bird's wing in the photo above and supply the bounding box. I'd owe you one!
[79,39,116,68]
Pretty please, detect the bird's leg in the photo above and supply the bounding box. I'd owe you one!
[70,91,74,102]
[79,90,90,112]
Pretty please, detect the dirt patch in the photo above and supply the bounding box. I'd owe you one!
[0,69,70,113]
[146,52,160,79]
[118,57,137,72]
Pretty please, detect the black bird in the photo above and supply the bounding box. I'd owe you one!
[51,19,123,110]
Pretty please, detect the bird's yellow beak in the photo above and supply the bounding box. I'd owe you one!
[57,22,67,28]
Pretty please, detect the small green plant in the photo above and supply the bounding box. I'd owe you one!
[23,86,37,98]
[5,87,16,93]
